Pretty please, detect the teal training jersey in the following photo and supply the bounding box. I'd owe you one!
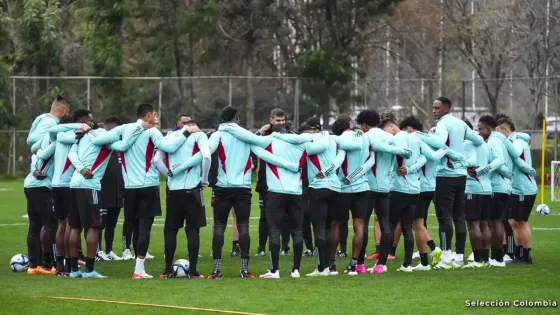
[166,131,211,190]
[389,131,426,194]
[417,134,448,192]
[416,113,484,177]
[464,140,492,195]
[335,130,370,193]
[510,138,537,196]
[27,113,60,147]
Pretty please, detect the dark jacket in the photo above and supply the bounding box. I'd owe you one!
[100,152,124,208]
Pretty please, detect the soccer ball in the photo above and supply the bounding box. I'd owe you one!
[10,254,29,272]
[173,259,190,277]
[536,204,550,215]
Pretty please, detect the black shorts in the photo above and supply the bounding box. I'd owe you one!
[506,194,536,222]
[490,193,509,220]
[435,176,466,219]
[415,191,434,220]
[52,187,71,220]
[389,192,418,226]
[301,187,309,213]
[124,186,162,221]
[465,194,491,221]
[335,191,368,221]
[166,189,207,229]
[24,187,56,228]
[69,188,105,229]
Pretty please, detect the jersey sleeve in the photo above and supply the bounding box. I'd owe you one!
[251,145,299,173]
[218,123,272,148]
[68,143,85,173]
[153,150,169,176]
[272,133,313,144]
[322,149,346,176]
[150,128,187,153]
[107,127,145,151]
[208,131,221,153]
[27,117,57,146]
[48,123,83,142]
[57,130,78,144]
[196,133,212,185]
[303,132,330,155]
[465,126,484,145]
[89,124,126,145]
[338,131,362,151]
[36,139,56,161]
[415,121,448,149]
[477,138,505,175]
[419,140,447,161]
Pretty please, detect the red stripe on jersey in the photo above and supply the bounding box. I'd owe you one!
[396,155,404,167]
[187,142,200,174]
[145,139,155,173]
[244,156,252,175]
[342,156,348,177]
[218,141,227,174]
[520,151,532,181]
[62,158,72,174]
[421,165,426,177]
[118,152,127,173]
[39,157,51,172]
[92,146,111,172]
[445,135,450,146]
[299,151,307,180]
[265,144,280,179]
[372,154,378,177]
[308,155,321,172]
[164,153,170,169]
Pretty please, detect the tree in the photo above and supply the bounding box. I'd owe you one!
[443,0,519,116]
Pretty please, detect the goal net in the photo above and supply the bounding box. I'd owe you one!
[551,161,560,201]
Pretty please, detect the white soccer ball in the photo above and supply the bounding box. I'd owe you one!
[10,254,29,272]
[173,259,190,277]
[536,204,550,215]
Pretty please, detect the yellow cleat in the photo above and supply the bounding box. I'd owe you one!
[431,247,443,266]
[433,261,454,270]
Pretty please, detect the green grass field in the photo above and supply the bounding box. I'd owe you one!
[1,180,560,315]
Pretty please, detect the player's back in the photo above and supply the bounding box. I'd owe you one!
[210,130,253,188]
[167,132,208,190]
[121,124,159,188]
[307,134,341,192]
[69,132,112,191]
[487,133,510,194]
[52,130,78,187]
[337,130,370,193]
[390,131,422,194]
[258,138,305,195]
[24,134,56,188]
[366,128,395,193]
[435,114,470,177]
[464,140,492,195]
[511,139,537,195]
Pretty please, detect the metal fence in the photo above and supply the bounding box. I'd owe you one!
[1,76,560,176]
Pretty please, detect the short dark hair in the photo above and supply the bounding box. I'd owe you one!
[463,118,473,130]
[271,124,287,133]
[185,120,200,128]
[378,111,397,129]
[305,117,322,130]
[356,110,380,127]
[331,119,350,136]
[60,115,73,124]
[178,113,190,119]
[298,125,313,134]
[72,109,90,123]
[104,115,122,126]
[399,116,423,131]
[478,115,497,128]
[497,118,516,132]
[137,103,155,118]
[270,108,285,118]
[436,97,452,107]
[337,114,352,123]
[54,95,70,108]
[220,106,238,122]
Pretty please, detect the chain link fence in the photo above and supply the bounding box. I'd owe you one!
[1,76,559,176]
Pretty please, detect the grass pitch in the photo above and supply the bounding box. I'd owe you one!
[0,180,559,315]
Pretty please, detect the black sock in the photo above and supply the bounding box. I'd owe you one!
[56,255,64,270]
[43,252,53,269]
[515,245,522,259]
[492,247,503,262]
[292,243,303,271]
[375,243,380,254]
[329,259,336,269]
[518,246,524,259]
[427,240,436,251]
[78,250,84,259]
[389,244,397,256]
[232,240,239,250]
[523,248,532,261]
[64,257,71,272]
[502,244,508,257]
[473,250,481,262]
[420,253,429,266]
[270,244,280,273]
[70,257,79,272]
[85,257,95,273]
[482,249,489,262]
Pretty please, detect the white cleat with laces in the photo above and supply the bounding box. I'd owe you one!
[107,251,123,261]
[122,249,134,261]
[145,252,155,259]
[291,270,301,278]
[259,270,280,279]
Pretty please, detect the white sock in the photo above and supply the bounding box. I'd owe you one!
[455,254,464,262]
[135,258,145,274]
[442,250,452,263]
